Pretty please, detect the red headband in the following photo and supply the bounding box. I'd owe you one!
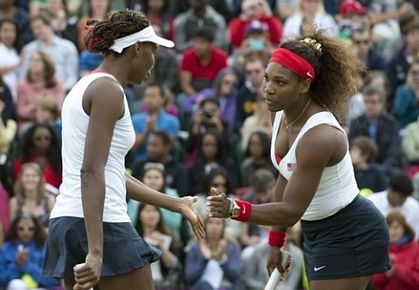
[269,48,316,82]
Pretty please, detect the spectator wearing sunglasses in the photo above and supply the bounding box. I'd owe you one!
[351,26,387,72]
[0,213,59,289]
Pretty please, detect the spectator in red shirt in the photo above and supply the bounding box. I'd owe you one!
[180,27,227,96]
[228,0,283,49]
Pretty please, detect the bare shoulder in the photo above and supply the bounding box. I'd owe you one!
[296,124,346,166]
[82,76,125,116]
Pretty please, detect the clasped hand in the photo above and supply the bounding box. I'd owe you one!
[206,188,231,218]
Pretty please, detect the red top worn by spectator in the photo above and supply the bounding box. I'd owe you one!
[229,16,283,49]
[180,47,227,82]
[13,157,62,190]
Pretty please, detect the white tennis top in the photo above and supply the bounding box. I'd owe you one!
[50,72,135,222]
[270,111,359,221]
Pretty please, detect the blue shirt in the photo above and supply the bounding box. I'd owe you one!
[0,240,59,288]
[131,110,180,162]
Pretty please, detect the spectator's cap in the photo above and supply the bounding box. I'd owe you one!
[109,26,174,53]
[339,0,367,16]
[245,20,268,36]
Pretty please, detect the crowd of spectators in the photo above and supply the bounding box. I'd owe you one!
[1,0,419,289]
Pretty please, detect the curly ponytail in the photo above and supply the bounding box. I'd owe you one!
[84,9,150,54]
[281,30,365,122]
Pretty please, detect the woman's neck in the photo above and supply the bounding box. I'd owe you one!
[24,189,38,201]
[143,225,156,236]
[30,73,45,84]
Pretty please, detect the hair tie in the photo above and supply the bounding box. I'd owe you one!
[300,37,323,57]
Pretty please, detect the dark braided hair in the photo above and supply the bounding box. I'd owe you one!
[280,30,364,122]
[84,9,150,54]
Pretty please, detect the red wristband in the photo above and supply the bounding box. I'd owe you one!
[268,230,287,247]
[231,200,252,222]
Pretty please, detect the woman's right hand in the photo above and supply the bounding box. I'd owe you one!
[73,254,102,290]
[266,246,290,275]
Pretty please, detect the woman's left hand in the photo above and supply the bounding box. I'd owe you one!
[180,196,206,240]
[207,188,230,218]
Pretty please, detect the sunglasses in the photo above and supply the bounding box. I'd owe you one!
[353,39,369,45]
[17,226,35,232]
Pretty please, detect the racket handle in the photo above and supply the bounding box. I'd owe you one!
[265,268,281,290]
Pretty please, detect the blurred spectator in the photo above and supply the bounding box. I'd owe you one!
[179,27,227,96]
[235,56,265,129]
[0,88,17,158]
[345,73,365,128]
[10,162,55,228]
[337,0,369,41]
[129,162,182,241]
[392,59,419,128]
[131,82,180,164]
[239,168,275,248]
[46,0,78,43]
[0,0,32,47]
[132,131,188,195]
[350,136,388,195]
[13,123,62,191]
[240,89,272,151]
[276,0,299,21]
[140,0,174,41]
[134,203,181,289]
[184,68,239,134]
[367,1,412,62]
[146,24,179,93]
[229,20,274,70]
[0,183,9,244]
[34,97,62,138]
[209,0,241,23]
[348,85,401,173]
[240,131,277,187]
[29,0,81,17]
[0,19,21,99]
[351,26,388,72]
[229,0,282,49]
[174,0,226,52]
[16,51,64,130]
[0,77,16,122]
[369,170,419,239]
[187,130,237,195]
[241,224,305,290]
[401,117,419,165]
[20,14,79,91]
[371,211,419,290]
[0,213,59,289]
[194,167,242,242]
[77,0,111,51]
[283,0,339,40]
[184,217,241,290]
[185,98,228,168]
[386,19,419,94]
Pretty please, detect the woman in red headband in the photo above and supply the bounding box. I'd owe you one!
[207,30,391,290]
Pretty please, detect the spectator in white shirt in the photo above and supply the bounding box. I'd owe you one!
[369,170,419,240]
[20,13,79,91]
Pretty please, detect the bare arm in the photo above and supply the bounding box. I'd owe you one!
[180,71,196,96]
[73,77,124,290]
[126,174,206,240]
[208,126,345,228]
[126,174,182,212]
